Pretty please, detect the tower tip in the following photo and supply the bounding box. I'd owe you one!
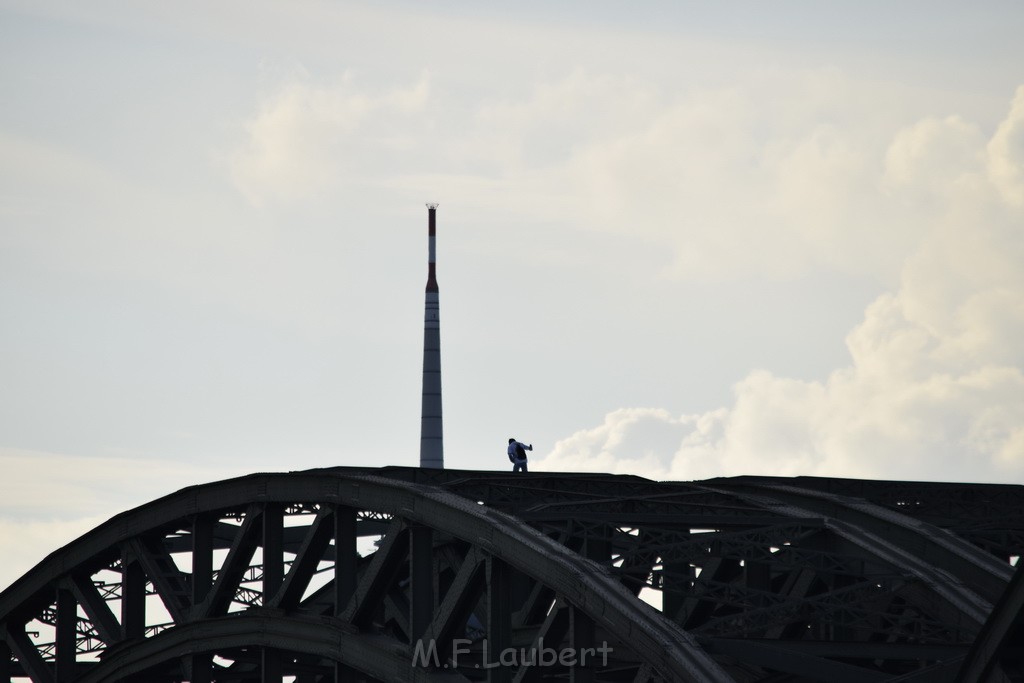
[426,202,439,210]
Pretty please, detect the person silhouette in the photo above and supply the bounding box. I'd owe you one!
[507,438,533,473]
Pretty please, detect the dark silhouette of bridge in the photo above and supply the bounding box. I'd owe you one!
[1,467,1022,681]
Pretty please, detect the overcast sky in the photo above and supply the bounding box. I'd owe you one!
[2,0,1023,589]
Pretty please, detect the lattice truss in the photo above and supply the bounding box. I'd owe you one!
[0,468,1021,682]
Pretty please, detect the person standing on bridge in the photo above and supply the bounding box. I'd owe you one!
[507,438,533,473]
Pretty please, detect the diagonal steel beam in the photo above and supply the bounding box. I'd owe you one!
[268,509,335,610]
[342,518,408,628]
[512,600,569,683]
[194,504,263,619]
[128,537,190,624]
[67,574,120,645]
[4,620,55,683]
[417,546,485,661]
[957,559,1024,682]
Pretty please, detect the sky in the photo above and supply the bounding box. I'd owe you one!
[2,0,1023,589]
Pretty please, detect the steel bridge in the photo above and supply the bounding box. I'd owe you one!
[1,467,1022,682]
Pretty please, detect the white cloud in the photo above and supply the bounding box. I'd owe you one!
[988,86,1024,207]
[537,87,1024,485]
[228,70,431,205]
[218,54,1010,295]
[531,408,691,476]
[221,65,944,282]
[883,116,986,193]
[427,67,952,282]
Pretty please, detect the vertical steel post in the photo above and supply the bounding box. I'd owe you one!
[263,504,284,600]
[663,560,694,622]
[121,553,146,640]
[192,515,214,605]
[334,505,358,616]
[0,640,10,682]
[487,557,511,683]
[410,525,434,642]
[191,515,214,683]
[56,587,76,682]
[570,606,596,683]
[262,647,282,683]
[262,504,284,682]
[585,524,613,564]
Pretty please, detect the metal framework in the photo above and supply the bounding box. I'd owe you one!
[1,467,1021,682]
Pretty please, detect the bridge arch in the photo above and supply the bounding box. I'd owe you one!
[0,468,729,682]
[2,467,1023,682]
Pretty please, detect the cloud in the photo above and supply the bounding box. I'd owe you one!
[228,70,431,206]
[529,408,695,476]
[883,115,986,193]
[221,65,943,281]
[413,67,955,282]
[988,86,1024,207]
[220,60,1004,291]
[537,87,1024,485]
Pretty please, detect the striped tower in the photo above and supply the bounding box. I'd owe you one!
[420,203,443,468]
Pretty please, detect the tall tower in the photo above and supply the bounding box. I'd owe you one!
[420,203,443,468]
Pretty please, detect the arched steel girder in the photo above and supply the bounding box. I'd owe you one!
[76,614,465,683]
[381,469,1022,680]
[701,482,999,628]
[708,478,1014,603]
[0,469,732,683]
[484,469,1003,641]
[739,476,1024,557]
[3,467,1023,682]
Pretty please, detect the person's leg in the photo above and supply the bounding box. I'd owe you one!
[512,461,522,473]
[522,461,528,473]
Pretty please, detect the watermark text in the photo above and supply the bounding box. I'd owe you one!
[412,638,612,670]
